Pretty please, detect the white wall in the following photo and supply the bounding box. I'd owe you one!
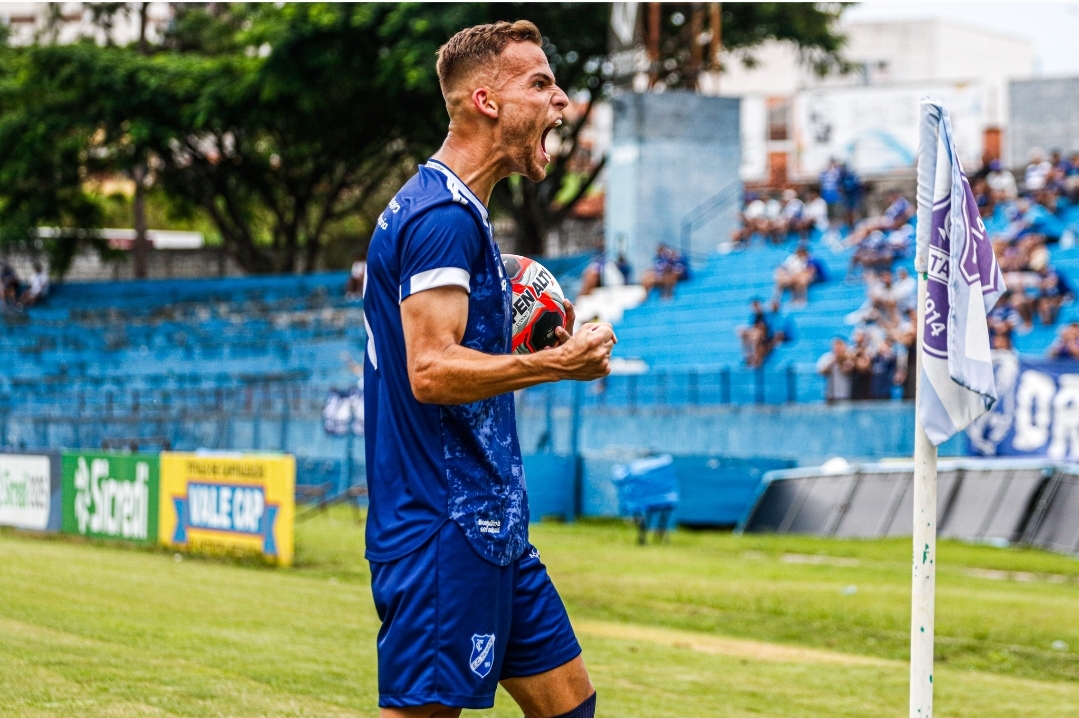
[710,19,1033,179]
[792,82,987,179]
[0,2,172,46]
[716,41,805,97]
[712,18,1033,122]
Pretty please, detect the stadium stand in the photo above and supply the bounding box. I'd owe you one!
[609,242,861,402]
[2,272,366,488]
[8,196,1079,472]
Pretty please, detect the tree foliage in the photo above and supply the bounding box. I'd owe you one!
[650,2,851,90]
[0,3,448,273]
[0,3,850,274]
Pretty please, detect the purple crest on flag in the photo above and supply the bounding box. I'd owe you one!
[923,167,1003,359]
[915,99,1006,446]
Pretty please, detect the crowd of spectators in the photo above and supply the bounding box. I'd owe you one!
[639,244,688,299]
[592,147,1079,401]
[820,301,917,403]
[729,145,1079,396]
[816,259,918,403]
[967,148,1079,360]
[733,158,918,374]
[730,187,829,246]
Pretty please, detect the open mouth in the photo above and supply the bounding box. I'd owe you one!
[539,118,562,164]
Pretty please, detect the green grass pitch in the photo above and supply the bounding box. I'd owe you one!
[2,509,1079,717]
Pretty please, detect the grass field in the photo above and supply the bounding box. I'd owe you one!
[3,510,1079,717]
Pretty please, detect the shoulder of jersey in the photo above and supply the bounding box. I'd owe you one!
[375,164,482,233]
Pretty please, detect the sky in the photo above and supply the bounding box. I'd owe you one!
[844,2,1079,76]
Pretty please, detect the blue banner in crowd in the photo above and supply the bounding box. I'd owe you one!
[967,355,1079,459]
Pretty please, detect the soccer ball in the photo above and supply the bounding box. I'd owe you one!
[503,254,567,354]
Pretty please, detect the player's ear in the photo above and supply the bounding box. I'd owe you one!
[472,87,499,120]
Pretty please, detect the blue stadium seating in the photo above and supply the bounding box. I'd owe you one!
[608,232,1079,400]
[3,271,364,417]
[5,231,1078,429]
[615,241,873,372]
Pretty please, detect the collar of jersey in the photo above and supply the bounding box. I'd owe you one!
[424,159,490,226]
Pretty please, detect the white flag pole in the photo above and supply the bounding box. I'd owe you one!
[910,272,938,718]
[910,98,941,718]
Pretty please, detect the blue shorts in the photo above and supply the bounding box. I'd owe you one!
[369,520,582,709]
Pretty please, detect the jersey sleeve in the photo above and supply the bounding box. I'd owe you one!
[398,204,483,303]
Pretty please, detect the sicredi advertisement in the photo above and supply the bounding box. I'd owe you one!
[61,452,160,541]
[0,453,60,531]
[159,453,295,565]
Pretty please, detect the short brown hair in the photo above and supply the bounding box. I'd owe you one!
[436,21,543,92]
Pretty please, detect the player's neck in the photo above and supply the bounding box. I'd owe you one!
[431,133,509,207]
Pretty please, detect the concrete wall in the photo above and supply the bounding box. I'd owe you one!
[605,92,741,273]
[1009,77,1079,168]
[516,400,965,466]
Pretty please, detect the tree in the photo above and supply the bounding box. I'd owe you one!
[0,3,852,274]
[0,4,451,274]
[645,3,851,90]
[0,41,117,274]
[150,3,448,273]
[392,2,850,256]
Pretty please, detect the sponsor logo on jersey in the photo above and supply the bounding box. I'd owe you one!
[469,634,496,678]
[477,518,501,534]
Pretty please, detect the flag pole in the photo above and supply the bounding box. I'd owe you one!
[910,272,938,718]
[909,97,1004,718]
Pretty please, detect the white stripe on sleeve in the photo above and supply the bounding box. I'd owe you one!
[401,267,470,303]
[364,312,377,370]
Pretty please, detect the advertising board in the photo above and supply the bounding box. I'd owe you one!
[159,452,295,565]
[0,452,61,531]
[61,451,159,541]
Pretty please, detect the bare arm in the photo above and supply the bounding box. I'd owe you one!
[402,286,615,405]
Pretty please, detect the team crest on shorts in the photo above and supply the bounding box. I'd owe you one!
[469,634,496,678]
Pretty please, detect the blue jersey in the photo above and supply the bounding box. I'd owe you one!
[362,160,528,567]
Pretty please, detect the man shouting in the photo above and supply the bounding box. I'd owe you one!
[362,20,615,718]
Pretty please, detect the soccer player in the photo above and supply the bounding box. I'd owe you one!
[362,20,616,718]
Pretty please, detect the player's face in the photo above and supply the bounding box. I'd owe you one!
[495,42,569,182]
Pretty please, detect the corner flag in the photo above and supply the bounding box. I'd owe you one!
[914,100,1006,446]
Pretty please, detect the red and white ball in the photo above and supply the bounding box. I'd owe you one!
[503,254,567,354]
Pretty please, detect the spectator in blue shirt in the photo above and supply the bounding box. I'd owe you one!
[1035,266,1074,325]
[847,190,915,246]
[1048,322,1079,360]
[869,338,898,400]
[840,162,865,228]
[820,160,842,205]
[988,294,1021,350]
[615,254,632,284]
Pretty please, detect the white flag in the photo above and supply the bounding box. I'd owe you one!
[914,100,1006,446]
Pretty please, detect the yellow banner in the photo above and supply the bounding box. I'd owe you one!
[159,452,295,566]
